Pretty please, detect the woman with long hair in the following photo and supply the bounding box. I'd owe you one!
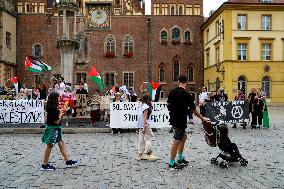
[41,92,79,171]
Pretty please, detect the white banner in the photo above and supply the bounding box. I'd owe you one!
[0,100,44,124]
[110,102,171,128]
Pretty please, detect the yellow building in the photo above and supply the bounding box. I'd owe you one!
[202,0,284,103]
[0,0,17,86]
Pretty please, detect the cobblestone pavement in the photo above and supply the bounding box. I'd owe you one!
[0,107,283,189]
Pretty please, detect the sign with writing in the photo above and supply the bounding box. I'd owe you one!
[76,94,87,117]
[205,100,250,124]
[100,96,111,110]
[110,102,171,128]
[0,100,44,124]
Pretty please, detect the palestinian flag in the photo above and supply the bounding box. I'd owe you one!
[88,66,104,91]
[27,56,52,71]
[25,56,43,73]
[9,77,19,94]
[148,81,161,102]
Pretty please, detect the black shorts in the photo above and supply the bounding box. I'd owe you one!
[173,127,187,141]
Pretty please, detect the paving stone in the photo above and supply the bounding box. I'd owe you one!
[0,107,283,188]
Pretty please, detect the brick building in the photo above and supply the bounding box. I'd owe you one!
[0,0,17,86]
[16,0,204,98]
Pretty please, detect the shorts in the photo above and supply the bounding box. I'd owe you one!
[173,127,187,141]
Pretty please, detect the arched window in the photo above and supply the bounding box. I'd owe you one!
[238,76,247,95]
[262,76,270,98]
[184,31,191,42]
[124,35,134,54]
[173,58,180,82]
[159,65,165,83]
[171,5,175,15]
[33,44,42,58]
[105,35,115,53]
[161,31,167,41]
[172,28,180,41]
[179,5,183,15]
[84,37,88,53]
[188,66,194,83]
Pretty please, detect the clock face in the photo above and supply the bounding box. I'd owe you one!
[88,6,111,29]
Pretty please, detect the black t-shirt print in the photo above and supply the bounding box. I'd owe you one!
[167,87,196,129]
[46,107,61,126]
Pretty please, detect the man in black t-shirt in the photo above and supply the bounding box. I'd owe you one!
[167,76,209,170]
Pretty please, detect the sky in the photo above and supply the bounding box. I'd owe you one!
[145,0,227,16]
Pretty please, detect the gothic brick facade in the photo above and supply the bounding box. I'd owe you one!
[16,0,204,98]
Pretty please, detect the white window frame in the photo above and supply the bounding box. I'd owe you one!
[262,15,271,30]
[238,43,247,61]
[123,35,134,54]
[262,44,271,61]
[17,2,23,13]
[238,14,246,30]
[105,34,116,54]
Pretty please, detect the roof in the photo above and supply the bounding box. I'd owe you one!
[202,0,284,30]
[227,0,284,3]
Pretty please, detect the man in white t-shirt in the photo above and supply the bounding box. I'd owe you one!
[55,77,65,96]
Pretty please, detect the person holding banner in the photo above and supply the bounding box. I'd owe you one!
[198,87,209,117]
[251,95,265,129]
[41,92,79,171]
[167,76,209,170]
[136,92,157,161]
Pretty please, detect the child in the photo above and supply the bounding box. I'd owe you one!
[136,92,157,161]
[218,125,243,161]
[41,92,79,171]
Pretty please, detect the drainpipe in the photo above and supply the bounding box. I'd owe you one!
[147,15,152,82]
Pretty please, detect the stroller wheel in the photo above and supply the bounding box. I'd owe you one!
[211,158,218,165]
[220,161,228,169]
[240,159,248,166]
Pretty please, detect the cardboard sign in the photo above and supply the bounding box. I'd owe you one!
[0,100,44,124]
[76,94,87,117]
[100,96,111,110]
[110,102,171,128]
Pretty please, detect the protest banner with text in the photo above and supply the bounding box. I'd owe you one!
[110,102,171,128]
[0,100,44,124]
[205,100,250,124]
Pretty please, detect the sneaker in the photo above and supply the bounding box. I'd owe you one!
[41,164,56,171]
[136,154,147,160]
[144,154,158,161]
[177,158,189,166]
[66,160,80,168]
[168,162,183,170]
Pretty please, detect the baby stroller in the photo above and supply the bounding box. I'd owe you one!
[203,122,248,169]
